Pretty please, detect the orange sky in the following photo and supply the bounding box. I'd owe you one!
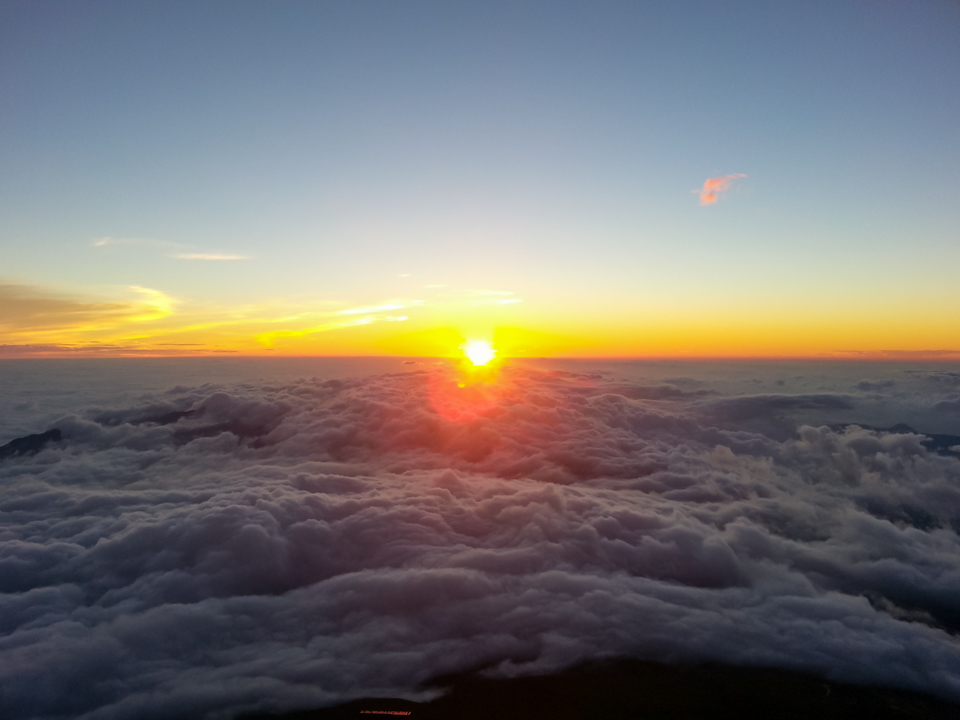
[3,280,959,360]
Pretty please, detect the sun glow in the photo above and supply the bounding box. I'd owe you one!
[461,340,496,366]
[431,339,506,422]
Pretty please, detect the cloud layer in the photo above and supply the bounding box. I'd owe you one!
[1,362,959,719]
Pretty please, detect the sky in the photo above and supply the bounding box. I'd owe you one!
[2,0,959,358]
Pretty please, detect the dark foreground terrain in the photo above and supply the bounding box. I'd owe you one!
[241,659,959,720]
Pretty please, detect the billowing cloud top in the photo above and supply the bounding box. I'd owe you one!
[1,361,959,719]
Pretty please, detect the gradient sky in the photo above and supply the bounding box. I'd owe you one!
[2,0,959,358]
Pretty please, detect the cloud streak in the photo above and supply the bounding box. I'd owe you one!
[91,237,162,247]
[1,362,959,719]
[0,282,174,341]
[91,237,249,261]
[0,282,425,356]
[698,174,746,205]
[1,279,531,357]
[175,254,251,260]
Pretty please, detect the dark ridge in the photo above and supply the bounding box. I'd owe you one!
[856,497,942,532]
[238,658,959,720]
[864,593,946,633]
[0,428,62,460]
[173,420,277,445]
[866,584,960,637]
[712,394,856,422]
[855,380,897,392]
[831,423,960,458]
[92,408,196,426]
[598,384,717,400]
[146,409,195,425]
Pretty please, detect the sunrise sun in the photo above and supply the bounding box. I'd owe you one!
[461,340,496,366]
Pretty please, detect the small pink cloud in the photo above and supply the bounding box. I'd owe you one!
[698,174,746,205]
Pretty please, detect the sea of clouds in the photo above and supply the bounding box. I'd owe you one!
[1,358,959,719]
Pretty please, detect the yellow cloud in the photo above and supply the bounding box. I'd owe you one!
[0,281,528,358]
[0,282,174,340]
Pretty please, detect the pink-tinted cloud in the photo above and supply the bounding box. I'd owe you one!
[698,174,746,205]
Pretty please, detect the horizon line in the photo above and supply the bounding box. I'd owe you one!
[3,353,960,363]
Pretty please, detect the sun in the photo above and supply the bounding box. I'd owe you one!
[461,339,496,366]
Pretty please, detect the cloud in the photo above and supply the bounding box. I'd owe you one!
[91,237,159,247]
[339,303,407,316]
[0,281,435,356]
[0,282,174,339]
[255,303,421,347]
[856,380,897,392]
[934,398,960,414]
[174,254,250,260]
[0,343,139,358]
[0,343,239,358]
[92,238,249,261]
[1,363,960,718]
[911,372,960,386]
[698,174,746,205]
[840,349,960,361]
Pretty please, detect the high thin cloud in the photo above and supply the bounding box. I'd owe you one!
[1,363,959,719]
[175,254,251,260]
[0,282,173,340]
[1,277,533,357]
[92,237,249,261]
[698,174,746,205]
[839,349,960,361]
[0,280,425,356]
[91,237,162,247]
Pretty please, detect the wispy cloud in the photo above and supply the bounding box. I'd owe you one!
[465,290,521,307]
[697,174,746,205]
[255,303,416,347]
[0,342,236,358]
[92,236,166,247]
[0,281,175,345]
[0,278,527,356]
[833,349,960,360]
[93,237,248,260]
[175,254,250,260]
[339,303,407,316]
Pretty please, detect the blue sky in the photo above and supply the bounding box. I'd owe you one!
[1,0,958,356]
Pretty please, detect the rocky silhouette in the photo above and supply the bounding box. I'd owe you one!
[0,429,62,460]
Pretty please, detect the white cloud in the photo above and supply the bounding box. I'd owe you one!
[1,364,959,719]
[91,239,249,261]
[92,236,177,248]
